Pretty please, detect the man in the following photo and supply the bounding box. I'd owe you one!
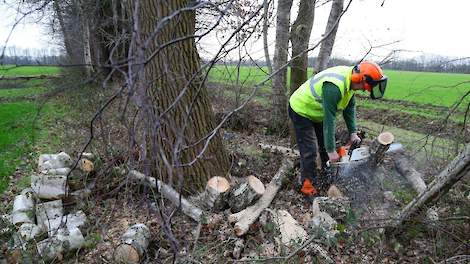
[288,61,388,196]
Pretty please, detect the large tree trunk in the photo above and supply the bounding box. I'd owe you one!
[270,0,293,132]
[53,0,83,66]
[289,0,315,95]
[77,0,94,78]
[388,144,470,231]
[139,0,229,193]
[53,0,75,63]
[315,0,344,72]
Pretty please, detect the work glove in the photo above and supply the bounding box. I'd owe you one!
[327,151,340,163]
[349,132,361,145]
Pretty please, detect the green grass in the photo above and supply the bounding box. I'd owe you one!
[0,65,60,76]
[0,102,38,191]
[0,66,63,193]
[208,66,470,109]
[0,101,66,192]
[0,86,50,98]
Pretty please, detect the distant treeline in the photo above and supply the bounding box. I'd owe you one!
[217,56,470,74]
[1,47,64,65]
[1,55,65,65]
[317,57,470,74]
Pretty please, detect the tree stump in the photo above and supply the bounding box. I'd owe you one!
[369,132,394,167]
[114,224,151,264]
[229,175,265,213]
[204,177,231,211]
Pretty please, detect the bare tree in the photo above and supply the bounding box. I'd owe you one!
[315,0,344,72]
[270,0,293,132]
[289,0,316,95]
[262,0,273,74]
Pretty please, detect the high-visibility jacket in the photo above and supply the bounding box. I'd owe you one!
[289,66,355,122]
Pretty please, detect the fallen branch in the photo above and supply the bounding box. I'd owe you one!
[388,143,470,231]
[229,159,293,236]
[128,170,205,222]
[394,154,427,194]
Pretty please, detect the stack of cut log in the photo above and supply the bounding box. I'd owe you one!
[6,152,95,261]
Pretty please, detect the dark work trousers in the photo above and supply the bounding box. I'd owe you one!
[288,104,329,187]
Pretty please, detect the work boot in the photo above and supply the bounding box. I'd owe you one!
[300,179,318,197]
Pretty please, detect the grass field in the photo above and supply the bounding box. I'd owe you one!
[0,66,63,193]
[208,66,470,108]
[0,65,60,76]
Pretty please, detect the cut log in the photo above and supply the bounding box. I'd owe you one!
[274,210,307,246]
[46,211,87,235]
[128,170,204,222]
[204,176,231,211]
[37,227,85,260]
[40,167,71,176]
[81,152,95,161]
[79,158,94,173]
[31,174,68,200]
[230,159,293,236]
[258,143,299,158]
[12,189,35,226]
[388,143,470,231]
[114,224,151,264]
[229,175,265,213]
[394,154,427,194]
[18,223,44,241]
[38,152,72,171]
[36,200,64,230]
[369,132,394,167]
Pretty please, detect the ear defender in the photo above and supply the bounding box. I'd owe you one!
[351,65,363,83]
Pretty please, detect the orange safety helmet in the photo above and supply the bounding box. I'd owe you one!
[351,61,388,99]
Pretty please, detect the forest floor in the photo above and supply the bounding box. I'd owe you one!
[1,80,470,263]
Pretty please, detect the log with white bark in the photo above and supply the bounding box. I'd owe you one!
[274,210,307,246]
[40,167,71,176]
[388,143,470,231]
[394,154,427,194]
[128,170,204,222]
[369,132,394,167]
[37,227,85,260]
[31,174,68,199]
[38,152,72,171]
[229,159,293,236]
[258,143,299,158]
[18,223,44,241]
[36,200,64,230]
[229,175,265,213]
[204,176,231,211]
[113,224,151,264]
[45,211,87,235]
[12,188,35,226]
[81,152,95,161]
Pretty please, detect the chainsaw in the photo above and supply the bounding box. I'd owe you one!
[326,141,370,168]
[325,140,404,168]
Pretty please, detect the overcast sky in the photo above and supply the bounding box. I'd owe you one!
[1,0,469,61]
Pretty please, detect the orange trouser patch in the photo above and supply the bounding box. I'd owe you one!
[301,179,317,196]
